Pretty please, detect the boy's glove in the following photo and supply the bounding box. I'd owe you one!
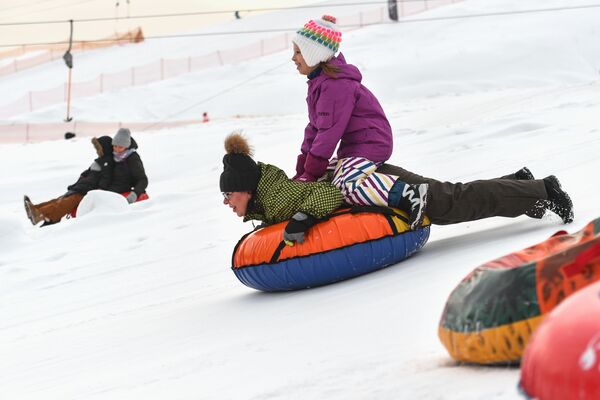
[126,192,138,204]
[284,212,318,246]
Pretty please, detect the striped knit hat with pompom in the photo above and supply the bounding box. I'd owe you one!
[293,15,342,67]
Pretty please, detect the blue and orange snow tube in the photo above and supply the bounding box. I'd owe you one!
[231,206,430,292]
[438,216,600,365]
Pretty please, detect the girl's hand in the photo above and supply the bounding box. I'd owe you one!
[294,173,316,183]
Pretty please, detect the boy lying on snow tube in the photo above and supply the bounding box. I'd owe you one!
[220,133,429,291]
[220,129,574,248]
[219,132,575,291]
[219,132,432,291]
[24,128,149,227]
[219,132,426,244]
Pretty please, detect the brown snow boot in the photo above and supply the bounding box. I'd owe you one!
[24,195,46,225]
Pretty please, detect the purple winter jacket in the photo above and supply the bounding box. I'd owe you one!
[295,53,393,181]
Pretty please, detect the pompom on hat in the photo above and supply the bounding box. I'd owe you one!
[219,132,260,193]
[293,15,342,67]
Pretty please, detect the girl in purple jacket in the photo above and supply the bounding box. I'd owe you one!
[291,15,428,229]
[290,15,574,229]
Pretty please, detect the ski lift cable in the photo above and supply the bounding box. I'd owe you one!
[0,1,393,26]
[0,0,102,24]
[1,3,599,48]
[3,1,598,27]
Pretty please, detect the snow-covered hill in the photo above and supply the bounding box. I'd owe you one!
[1,0,599,399]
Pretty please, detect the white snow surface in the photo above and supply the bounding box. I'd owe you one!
[1,0,600,399]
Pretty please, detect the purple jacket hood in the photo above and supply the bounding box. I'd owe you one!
[307,53,363,91]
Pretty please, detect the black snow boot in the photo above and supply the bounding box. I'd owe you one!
[515,167,535,180]
[388,181,429,230]
[543,175,574,223]
[526,200,547,220]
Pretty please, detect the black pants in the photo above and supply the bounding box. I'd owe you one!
[376,164,547,225]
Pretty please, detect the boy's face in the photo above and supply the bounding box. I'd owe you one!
[223,191,252,217]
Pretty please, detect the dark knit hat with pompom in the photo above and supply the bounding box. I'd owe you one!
[219,132,260,193]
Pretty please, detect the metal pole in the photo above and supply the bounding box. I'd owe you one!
[63,19,74,122]
[65,68,73,122]
[388,0,399,21]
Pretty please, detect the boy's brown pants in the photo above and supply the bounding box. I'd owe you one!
[376,164,547,225]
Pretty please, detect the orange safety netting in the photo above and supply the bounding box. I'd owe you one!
[0,27,144,60]
[0,0,462,124]
[0,119,198,144]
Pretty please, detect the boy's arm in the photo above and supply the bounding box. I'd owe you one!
[253,164,342,224]
[66,163,100,195]
[297,182,344,219]
[282,182,343,245]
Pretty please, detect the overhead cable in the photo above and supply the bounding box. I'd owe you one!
[0,3,599,48]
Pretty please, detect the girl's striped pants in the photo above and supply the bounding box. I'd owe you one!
[329,157,398,207]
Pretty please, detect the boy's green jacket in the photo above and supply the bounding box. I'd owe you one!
[244,162,343,225]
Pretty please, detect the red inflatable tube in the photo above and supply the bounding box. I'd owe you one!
[519,280,600,399]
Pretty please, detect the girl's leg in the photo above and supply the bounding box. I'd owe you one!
[332,158,395,206]
[332,158,428,228]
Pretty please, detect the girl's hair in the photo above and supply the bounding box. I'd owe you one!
[319,61,341,78]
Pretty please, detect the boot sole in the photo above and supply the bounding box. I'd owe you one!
[23,195,45,225]
[547,175,574,224]
[23,195,35,225]
[410,184,429,230]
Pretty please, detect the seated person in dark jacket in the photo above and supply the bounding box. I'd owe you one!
[24,135,114,226]
[106,128,148,203]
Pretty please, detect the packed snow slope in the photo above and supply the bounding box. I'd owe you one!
[1,0,600,399]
